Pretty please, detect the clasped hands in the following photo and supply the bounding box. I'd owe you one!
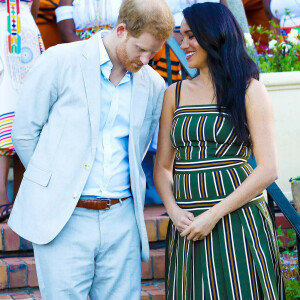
[169,206,219,242]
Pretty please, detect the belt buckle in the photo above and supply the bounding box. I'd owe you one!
[105,199,111,210]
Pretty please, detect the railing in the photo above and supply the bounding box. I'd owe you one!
[165,37,300,272]
[248,155,300,272]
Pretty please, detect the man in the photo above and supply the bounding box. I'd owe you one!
[8,0,174,298]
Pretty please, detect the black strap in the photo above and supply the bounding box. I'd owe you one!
[175,81,182,109]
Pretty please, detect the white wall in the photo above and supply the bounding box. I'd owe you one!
[260,71,300,201]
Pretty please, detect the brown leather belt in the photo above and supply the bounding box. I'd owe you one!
[76,196,131,210]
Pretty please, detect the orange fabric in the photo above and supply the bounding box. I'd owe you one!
[152,44,182,82]
[243,0,269,48]
[36,0,62,49]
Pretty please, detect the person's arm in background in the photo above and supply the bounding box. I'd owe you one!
[262,0,280,35]
[221,0,228,7]
[56,0,81,43]
[31,0,40,20]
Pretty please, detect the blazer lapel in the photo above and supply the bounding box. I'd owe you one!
[81,35,101,153]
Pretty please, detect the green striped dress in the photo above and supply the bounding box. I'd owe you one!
[165,81,285,300]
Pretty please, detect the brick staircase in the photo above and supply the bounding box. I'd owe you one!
[0,205,296,299]
[0,205,168,299]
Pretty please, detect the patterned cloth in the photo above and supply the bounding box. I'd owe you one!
[0,0,44,155]
[165,81,285,299]
[76,25,112,40]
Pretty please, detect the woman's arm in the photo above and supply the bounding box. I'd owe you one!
[56,0,81,43]
[154,84,194,232]
[31,0,40,20]
[181,79,278,241]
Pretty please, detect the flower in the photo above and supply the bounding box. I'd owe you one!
[247,23,300,72]
[287,29,300,44]
[244,33,254,47]
[280,42,292,52]
[268,39,277,50]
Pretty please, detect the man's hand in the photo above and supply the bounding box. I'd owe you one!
[168,206,194,233]
[180,209,219,241]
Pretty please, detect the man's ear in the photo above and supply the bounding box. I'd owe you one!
[115,23,128,38]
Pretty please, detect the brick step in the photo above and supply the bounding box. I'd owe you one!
[0,249,165,290]
[0,206,295,253]
[0,205,168,253]
[0,281,165,300]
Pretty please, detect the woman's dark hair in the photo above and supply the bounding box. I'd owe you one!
[183,3,259,147]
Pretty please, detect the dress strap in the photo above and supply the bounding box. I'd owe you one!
[175,81,182,109]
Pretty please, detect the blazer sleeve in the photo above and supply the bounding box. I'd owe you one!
[12,46,59,168]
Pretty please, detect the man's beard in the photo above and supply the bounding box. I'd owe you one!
[116,41,143,73]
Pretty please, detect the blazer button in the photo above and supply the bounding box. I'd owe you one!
[72,193,78,199]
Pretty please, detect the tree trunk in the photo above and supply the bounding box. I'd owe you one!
[226,0,249,33]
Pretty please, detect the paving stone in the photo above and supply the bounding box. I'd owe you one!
[0,223,32,252]
[0,227,4,251]
[145,219,157,242]
[157,216,169,240]
[152,249,165,279]
[142,284,158,291]
[140,291,150,300]
[141,258,152,280]
[2,258,27,288]
[147,289,165,300]
[0,260,8,289]
[157,283,165,290]
[20,258,38,287]
[3,226,20,252]
[10,294,32,299]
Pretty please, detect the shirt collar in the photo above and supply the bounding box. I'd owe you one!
[98,30,111,66]
[97,30,132,82]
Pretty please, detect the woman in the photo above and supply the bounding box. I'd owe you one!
[152,0,228,83]
[0,0,44,222]
[154,3,285,299]
[55,0,123,42]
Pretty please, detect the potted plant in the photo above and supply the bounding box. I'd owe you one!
[290,177,300,214]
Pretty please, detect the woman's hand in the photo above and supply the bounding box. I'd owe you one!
[168,205,195,233]
[180,209,219,241]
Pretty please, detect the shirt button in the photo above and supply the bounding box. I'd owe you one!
[72,193,77,199]
[84,164,90,170]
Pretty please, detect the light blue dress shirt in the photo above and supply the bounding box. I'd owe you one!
[82,32,132,198]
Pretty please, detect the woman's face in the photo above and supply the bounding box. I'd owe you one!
[180,19,208,69]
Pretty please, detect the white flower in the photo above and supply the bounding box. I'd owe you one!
[280,42,292,52]
[287,29,300,44]
[268,39,277,50]
[244,33,254,47]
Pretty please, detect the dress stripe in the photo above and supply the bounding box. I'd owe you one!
[242,207,277,300]
[205,232,219,299]
[223,214,242,299]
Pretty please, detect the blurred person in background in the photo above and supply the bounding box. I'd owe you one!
[36,0,62,49]
[0,0,44,222]
[55,0,123,41]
